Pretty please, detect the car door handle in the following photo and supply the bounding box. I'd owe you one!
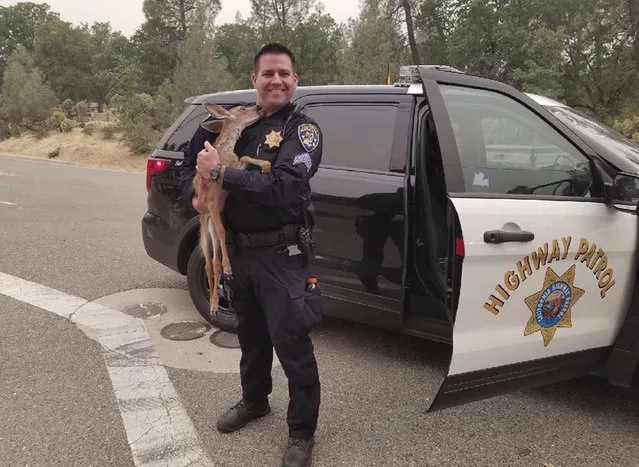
[483,230,535,244]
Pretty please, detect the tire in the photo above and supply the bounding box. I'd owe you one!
[186,245,237,333]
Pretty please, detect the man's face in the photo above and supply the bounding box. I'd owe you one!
[252,53,298,114]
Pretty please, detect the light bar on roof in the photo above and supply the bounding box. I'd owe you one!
[393,65,466,87]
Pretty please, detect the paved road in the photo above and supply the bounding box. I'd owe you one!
[0,153,638,467]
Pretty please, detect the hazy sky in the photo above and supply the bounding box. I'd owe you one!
[0,0,362,37]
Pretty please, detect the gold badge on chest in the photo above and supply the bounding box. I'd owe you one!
[264,130,284,149]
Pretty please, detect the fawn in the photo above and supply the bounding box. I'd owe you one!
[192,103,271,314]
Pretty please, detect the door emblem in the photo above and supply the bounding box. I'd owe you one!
[264,130,283,149]
[523,265,585,347]
[483,236,616,316]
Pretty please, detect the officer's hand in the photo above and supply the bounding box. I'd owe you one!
[192,194,207,213]
[196,141,221,179]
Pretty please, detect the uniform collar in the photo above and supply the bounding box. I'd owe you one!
[262,102,295,119]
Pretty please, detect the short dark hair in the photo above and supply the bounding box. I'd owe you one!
[253,43,296,72]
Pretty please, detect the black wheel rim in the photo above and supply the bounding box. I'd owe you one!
[201,264,230,310]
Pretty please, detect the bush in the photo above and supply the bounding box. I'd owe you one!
[73,100,90,124]
[0,119,10,141]
[123,124,158,154]
[117,93,162,154]
[61,99,74,118]
[22,118,48,138]
[47,110,66,130]
[48,146,61,158]
[100,124,117,140]
[612,117,639,139]
[82,123,95,135]
[45,109,74,133]
[8,123,20,138]
[59,118,73,133]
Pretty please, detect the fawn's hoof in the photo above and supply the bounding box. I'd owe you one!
[222,272,233,282]
[261,162,272,173]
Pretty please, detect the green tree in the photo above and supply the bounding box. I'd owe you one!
[1,45,57,125]
[0,2,60,86]
[143,0,221,40]
[249,0,322,29]
[131,22,178,93]
[216,3,344,88]
[132,0,221,94]
[340,0,407,84]
[445,0,567,99]
[88,22,141,110]
[288,14,345,86]
[414,0,457,65]
[214,22,263,88]
[156,15,233,123]
[558,0,637,118]
[33,19,93,102]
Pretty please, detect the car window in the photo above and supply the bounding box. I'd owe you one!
[439,85,593,197]
[162,105,208,153]
[301,103,398,172]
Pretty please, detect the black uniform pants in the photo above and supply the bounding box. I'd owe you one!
[227,245,322,440]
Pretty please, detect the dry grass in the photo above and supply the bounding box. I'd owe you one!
[0,124,148,172]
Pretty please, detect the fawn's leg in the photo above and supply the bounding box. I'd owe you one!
[209,218,221,315]
[200,213,216,309]
[207,199,222,313]
[239,156,271,173]
[211,190,232,280]
[211,227,223,314]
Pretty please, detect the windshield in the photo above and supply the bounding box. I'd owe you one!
[545,105,639,167]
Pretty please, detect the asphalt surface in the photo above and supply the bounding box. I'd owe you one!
[1,153,638,467]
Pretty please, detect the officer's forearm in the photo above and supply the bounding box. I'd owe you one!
[221,166,303,205]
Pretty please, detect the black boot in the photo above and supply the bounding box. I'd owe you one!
[216,399,271,433]
[281,436,314,467]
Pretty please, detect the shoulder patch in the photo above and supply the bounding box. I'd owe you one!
[293,153,313,171]
[298,123,320,152]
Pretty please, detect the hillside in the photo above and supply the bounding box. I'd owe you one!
[0,125,148,173]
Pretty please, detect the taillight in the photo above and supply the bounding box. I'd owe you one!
[455,237,465,257]
[146,157,170,191]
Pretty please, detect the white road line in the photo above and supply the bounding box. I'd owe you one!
[0,201,17,206]
[0,272,214,467]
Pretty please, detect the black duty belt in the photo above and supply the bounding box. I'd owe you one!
[233,224,299,250]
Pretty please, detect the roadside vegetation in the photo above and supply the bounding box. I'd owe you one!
[2,0,639,170]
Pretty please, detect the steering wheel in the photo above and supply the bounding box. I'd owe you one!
[552,154,576,170]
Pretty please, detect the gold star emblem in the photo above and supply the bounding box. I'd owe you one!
[264,130,283,149]
[523,265,585,347]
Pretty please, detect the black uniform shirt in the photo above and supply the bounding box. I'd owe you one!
[180,103,323,234]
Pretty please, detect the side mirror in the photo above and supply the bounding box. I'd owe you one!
[607,172,639,213]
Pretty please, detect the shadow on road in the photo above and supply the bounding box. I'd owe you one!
[314,315,638,415]
[528,373,639,416]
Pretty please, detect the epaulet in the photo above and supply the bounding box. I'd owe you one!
[282,104,300,137]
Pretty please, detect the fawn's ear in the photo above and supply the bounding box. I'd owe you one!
[201,119,224,134]
[203,103,230,119]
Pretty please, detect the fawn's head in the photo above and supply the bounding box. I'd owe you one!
[200,103,262,136]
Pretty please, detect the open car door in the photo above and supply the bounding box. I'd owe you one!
[415,69,639,411]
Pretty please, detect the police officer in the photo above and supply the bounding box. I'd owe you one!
[180,43,323,467]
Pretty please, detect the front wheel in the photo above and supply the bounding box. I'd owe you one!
[186,245,237,333]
